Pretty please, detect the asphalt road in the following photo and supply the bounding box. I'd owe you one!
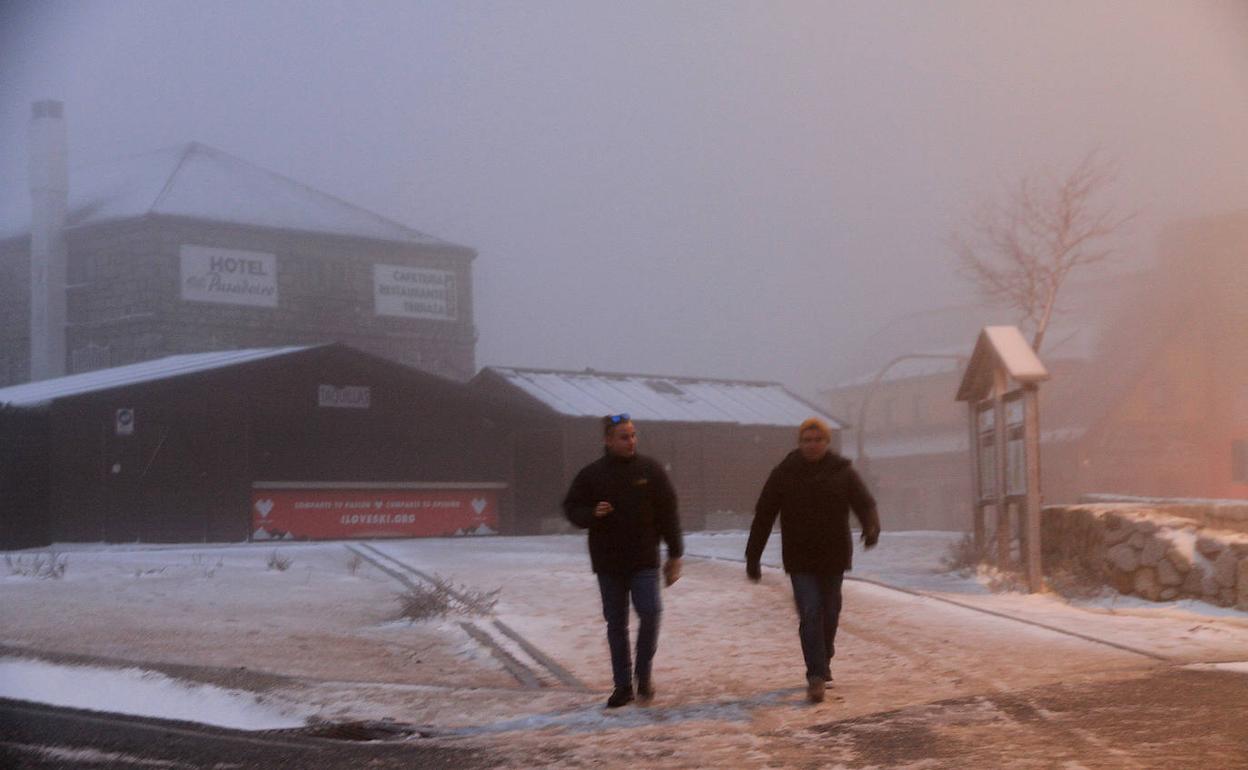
[776,667,1248,769]
[5,666,1246,769]
[0,697,497,770]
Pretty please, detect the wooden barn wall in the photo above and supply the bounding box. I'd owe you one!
[0,407,51,549]
[508,428,565,534]
[243,353,510,484]
[40,350,516,545]
[49,374,252,543]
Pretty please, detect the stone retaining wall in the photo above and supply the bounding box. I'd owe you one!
[1079,495,1248,534]
[1043,504,1248,610]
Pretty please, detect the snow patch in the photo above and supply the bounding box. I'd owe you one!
[1183,661,1248,674]
[0,657,312,730]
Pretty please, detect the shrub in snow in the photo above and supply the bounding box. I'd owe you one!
[5,551,68,579]
[396,574,500,622]
[266,550,293,572]
[940,533,988,576]
[192,553,223,578]
[346,551,363,576]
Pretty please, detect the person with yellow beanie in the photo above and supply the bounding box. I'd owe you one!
[745,416,880,703]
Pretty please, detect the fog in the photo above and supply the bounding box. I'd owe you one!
[3,0,1247,396]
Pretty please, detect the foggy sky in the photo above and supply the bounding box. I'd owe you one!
[3,1,1247,397]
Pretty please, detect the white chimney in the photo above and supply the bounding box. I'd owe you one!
[28,99,68,381]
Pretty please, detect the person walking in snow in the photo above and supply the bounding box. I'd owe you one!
[563,413,684,708]
[745,416,880,703]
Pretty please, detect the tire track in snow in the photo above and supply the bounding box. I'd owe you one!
[348,543,588,691]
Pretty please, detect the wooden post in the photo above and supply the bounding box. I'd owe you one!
[993,370,1010,567]
[967,403,984,554]
[1023,384,1043,592]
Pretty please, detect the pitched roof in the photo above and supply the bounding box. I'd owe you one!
[1,142,469,250]
[956,326,1050,402]
[476,366,841,428]
[0,346,310,407]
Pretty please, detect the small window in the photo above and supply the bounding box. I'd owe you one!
[1007,430,1026,496]
[1233,439,1248,484]
[978,433,997,502]
[1005,394,1024,428]
[645,380,684,396]
[70,343,111,374]
[977,401,995,432]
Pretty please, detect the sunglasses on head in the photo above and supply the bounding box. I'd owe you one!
[608,413,630,424]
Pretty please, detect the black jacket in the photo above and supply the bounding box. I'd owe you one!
[562,452,683,574]
[746,450,880,575]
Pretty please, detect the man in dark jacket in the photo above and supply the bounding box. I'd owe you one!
[745,416,880,703]
[563,414,684,708]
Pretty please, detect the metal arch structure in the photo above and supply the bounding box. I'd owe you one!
[853,352,968,485]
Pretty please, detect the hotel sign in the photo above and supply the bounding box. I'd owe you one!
[374,265,457,321]
[180,245,278,307]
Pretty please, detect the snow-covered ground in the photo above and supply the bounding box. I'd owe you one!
[0,657,309,729]
[3,531,1247,767]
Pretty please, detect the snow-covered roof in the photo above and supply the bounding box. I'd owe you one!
[850,426,1085,460]
[825,351,968,391]
[0,347,309,407]
[481,366,841,429]
[1,142,468,250]
[956,326,1049,402]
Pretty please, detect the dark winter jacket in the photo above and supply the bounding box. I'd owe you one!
[745,449,880,575]
[562,452,684,574]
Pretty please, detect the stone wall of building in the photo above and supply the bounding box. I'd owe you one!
[0,240,33,385]
[0,217,478,386]
[1042,503,1248,610]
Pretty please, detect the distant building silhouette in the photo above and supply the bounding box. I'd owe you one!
[820,212,1248,529]
[2,102,477,385]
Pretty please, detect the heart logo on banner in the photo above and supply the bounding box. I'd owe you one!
[374,500,384,509]
[255,499,274,518]
[471,498,487,515]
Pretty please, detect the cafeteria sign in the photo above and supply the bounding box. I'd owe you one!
[374,265,457,321]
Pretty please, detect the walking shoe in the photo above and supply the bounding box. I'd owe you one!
[806,674,826,704]
[606,686,634,708]
[636,677,655,705]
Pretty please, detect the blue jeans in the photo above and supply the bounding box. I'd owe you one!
[596,569,661,690]
[789,572,845,681]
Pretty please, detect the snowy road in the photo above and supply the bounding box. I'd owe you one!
[3,531,1247,768]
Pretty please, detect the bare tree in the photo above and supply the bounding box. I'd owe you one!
[952,150,1133,352]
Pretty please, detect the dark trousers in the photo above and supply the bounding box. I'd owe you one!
[596,568,661,690]
[789,571,845,681]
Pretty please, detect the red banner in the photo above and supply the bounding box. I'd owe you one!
[250,488,499,540]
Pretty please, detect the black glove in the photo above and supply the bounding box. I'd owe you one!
[746,561,761,582]
[862,528,880,549]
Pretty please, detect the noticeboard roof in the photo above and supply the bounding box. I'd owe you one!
[956,326,1049,402]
